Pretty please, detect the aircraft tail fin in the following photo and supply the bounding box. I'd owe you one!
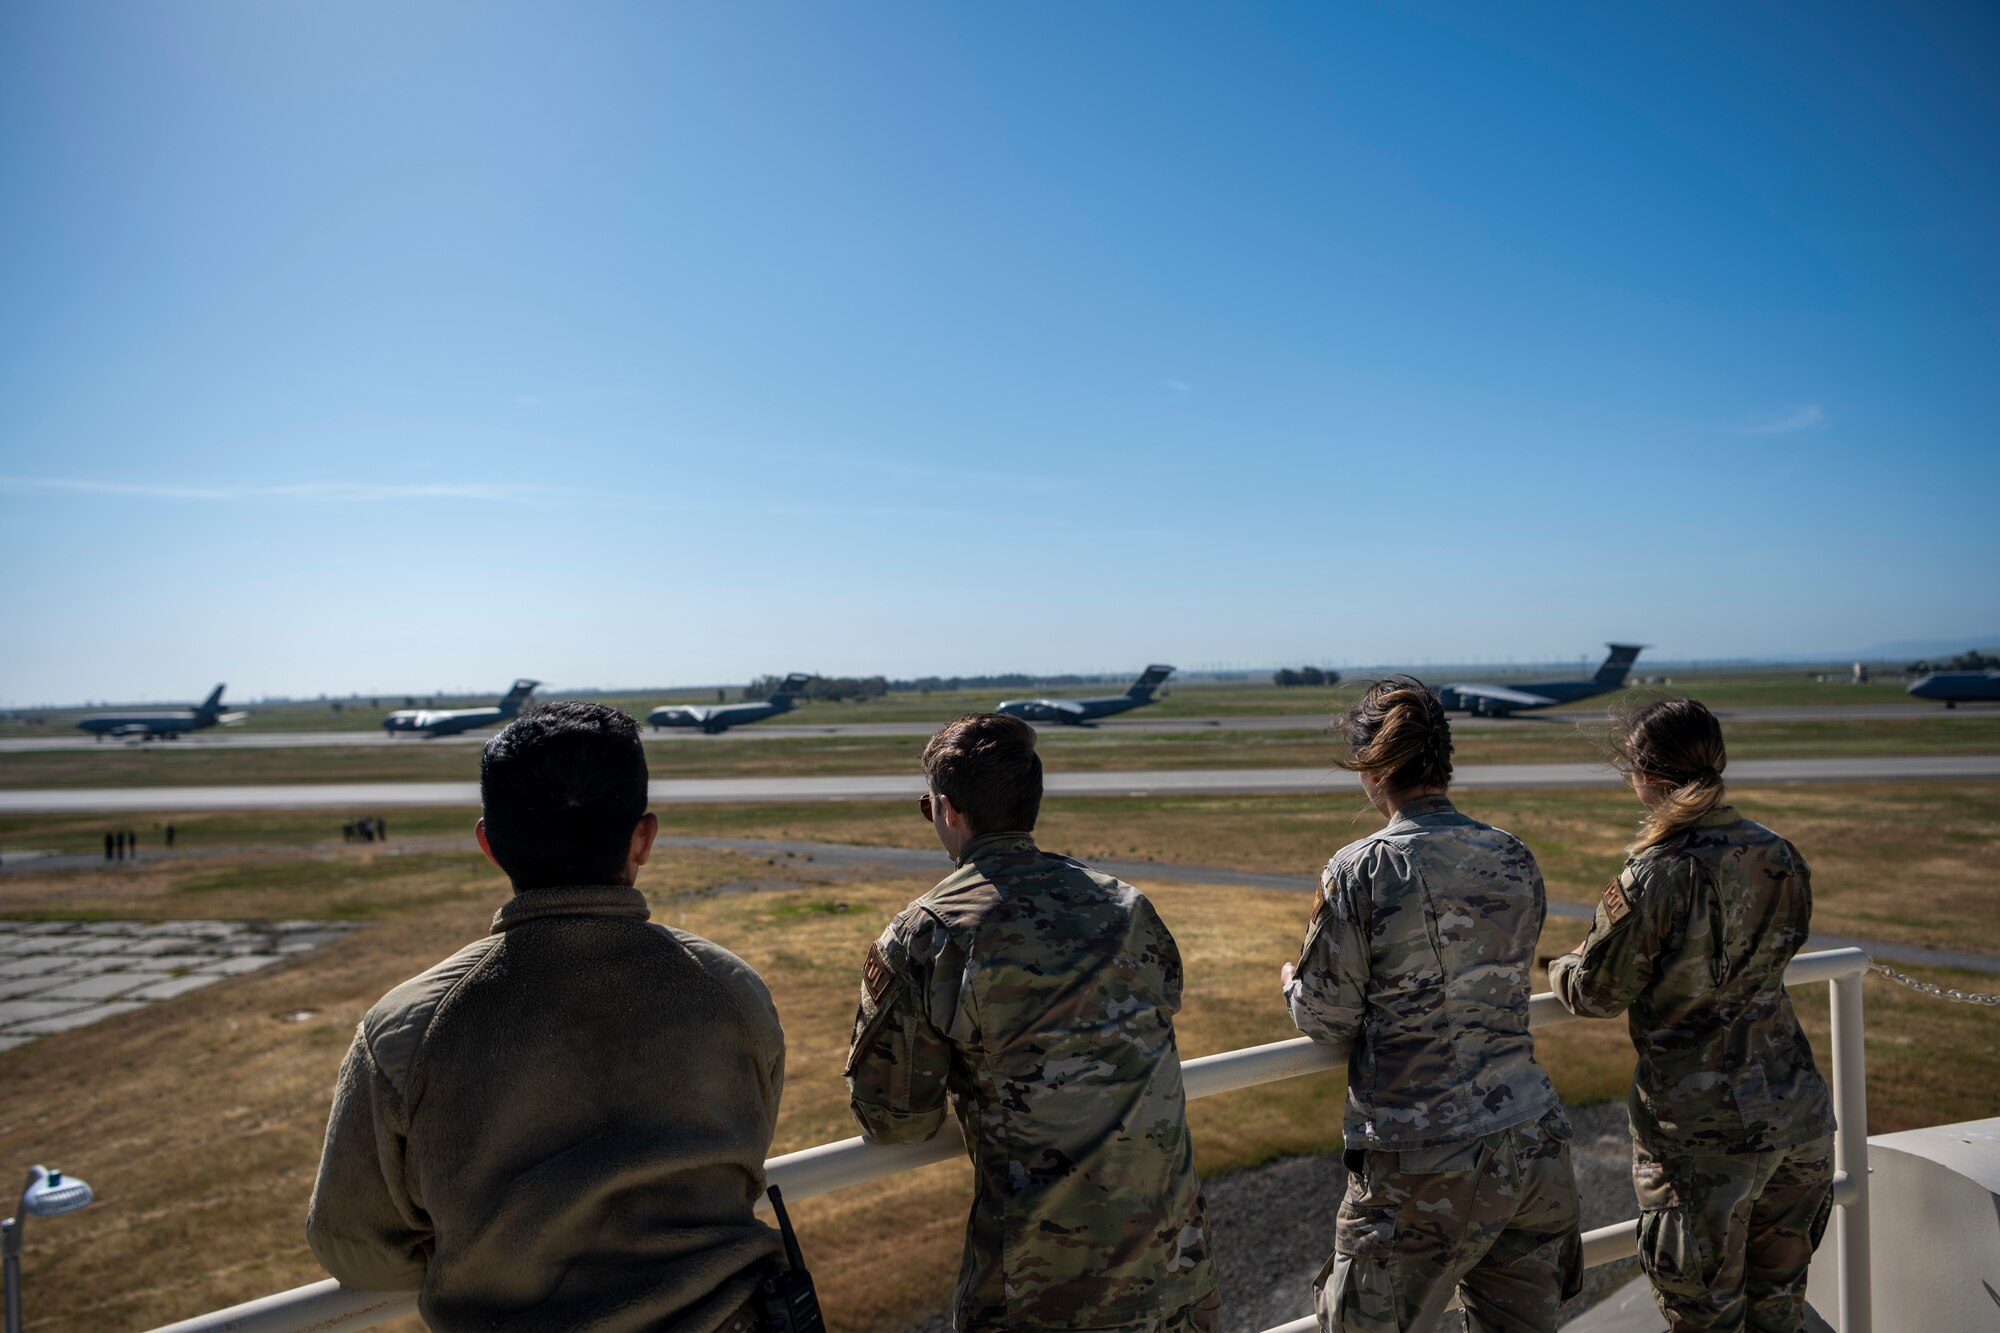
[197,684,226,717]
[1595,645,1645,688]
[1126,665,1176,700]
[499,679,541,713]
[772,673,814,701]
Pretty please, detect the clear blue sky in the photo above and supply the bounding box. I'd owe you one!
[3,2,1995,702]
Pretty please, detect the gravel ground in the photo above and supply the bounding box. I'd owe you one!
[901,1100,1643,1333]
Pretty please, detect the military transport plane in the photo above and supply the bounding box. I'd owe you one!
[1908,669,2000,708]
[997,665,1175,726]
[648,674,814,734]
[1433,644,1646,717]
[382,679,539,737]
[76,685,245,741]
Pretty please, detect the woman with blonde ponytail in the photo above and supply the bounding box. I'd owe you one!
[1285,678,1580,1332]
[1550,698,1835,1333]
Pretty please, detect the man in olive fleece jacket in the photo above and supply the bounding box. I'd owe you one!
[307,703,787,1332]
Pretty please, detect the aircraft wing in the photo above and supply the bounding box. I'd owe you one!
[1042,699,1088,715]
[1448,684,1560,708]
[214,711,249,726]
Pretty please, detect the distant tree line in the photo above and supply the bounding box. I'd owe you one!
[888,673,1110,693]
[742,674,889,702]
[1272,666,1342,688]
[1907,649,1999,674]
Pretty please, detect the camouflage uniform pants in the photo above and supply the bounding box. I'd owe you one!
[1314,1106,1582,1333]
[1157,1289,1222,1332]
[967,1289,1219,1333]
[1632,1134,1835,1333]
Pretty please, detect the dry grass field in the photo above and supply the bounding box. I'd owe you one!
[6,781,1997,953]
[0,778,1995,1332]
[642,782,2000,959]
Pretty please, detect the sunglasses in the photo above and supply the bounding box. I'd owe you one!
[919,792,941,822]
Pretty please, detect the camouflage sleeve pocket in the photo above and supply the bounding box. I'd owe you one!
[843,941,908,1077]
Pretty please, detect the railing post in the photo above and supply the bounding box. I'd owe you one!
[1829,965,1871,1333]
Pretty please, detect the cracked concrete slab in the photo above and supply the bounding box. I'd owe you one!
[0,918,363,1049]
[34,972,159,1002]
[10,1001,149,1035]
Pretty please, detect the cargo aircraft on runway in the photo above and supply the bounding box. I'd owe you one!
[649,674,815,734]
[382,679,539,737]
[997,665,1175,726]
[77,684,245,741]
[1433,644,1645,717]
[1908,669,2000,707]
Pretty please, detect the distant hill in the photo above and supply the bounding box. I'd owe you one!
[1847,635,2000,661]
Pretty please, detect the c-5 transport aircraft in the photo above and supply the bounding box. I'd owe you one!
[997,665,1176,726]
[648,674,815,734]
[76,684,246,741]
[1433,644,1645,717]
[1908,669,2000,708]
[382,679,539,737]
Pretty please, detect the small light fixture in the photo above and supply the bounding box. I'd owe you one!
[3,1165,95,1333]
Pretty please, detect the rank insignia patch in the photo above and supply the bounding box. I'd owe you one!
[863,942,895,1002]
[1602,878,1632,926]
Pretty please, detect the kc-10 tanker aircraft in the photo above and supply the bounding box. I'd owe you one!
[997,665,1175,726]
[382,679,539,737]
[649,673,814,733]
[1908,668,2000,707]
[1433,644,1646,717]
[76,684,245,741]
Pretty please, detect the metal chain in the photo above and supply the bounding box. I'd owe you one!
[1870,963,2000,1007]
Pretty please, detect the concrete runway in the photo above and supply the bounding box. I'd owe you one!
[0,701,1988,753]
[4,752,1997,814]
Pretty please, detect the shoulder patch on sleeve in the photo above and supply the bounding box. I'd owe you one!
[1601,877,1633,926]
[1311,864,1336,924]
[863,941,896,1002]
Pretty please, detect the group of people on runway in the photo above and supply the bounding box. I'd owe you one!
[339,815,389,844]
[301,682,1831,1333]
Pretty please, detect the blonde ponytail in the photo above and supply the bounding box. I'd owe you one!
[1333,676,1454,792]
[1613,698,1728,852]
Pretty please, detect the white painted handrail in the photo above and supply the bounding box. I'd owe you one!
[141,949,1875,1333]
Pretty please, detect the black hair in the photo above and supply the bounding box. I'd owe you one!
[479,701,649,890]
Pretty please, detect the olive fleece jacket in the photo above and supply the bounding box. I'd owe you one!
[306,885,786,1332]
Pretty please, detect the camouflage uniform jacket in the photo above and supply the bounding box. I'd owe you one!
[1287,794,1560,1152]
[846,832,1217,1332]
[1549,806,1834,1155]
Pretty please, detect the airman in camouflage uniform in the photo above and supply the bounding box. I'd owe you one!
[848,831,1219,1333]
[1288,793,1581,1332]
[1550,805,1836,1331]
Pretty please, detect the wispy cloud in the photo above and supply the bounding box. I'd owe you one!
[0,476,563,505]
[1734,403,1826,435]
[1162,378,1192,397]
[0,474,1177,538]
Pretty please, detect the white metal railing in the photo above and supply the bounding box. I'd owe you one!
[142,948,1874,1333]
